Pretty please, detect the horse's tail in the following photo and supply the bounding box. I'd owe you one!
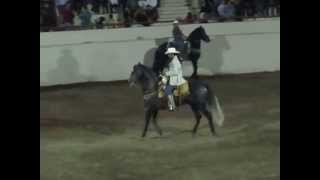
[206,85,224,127]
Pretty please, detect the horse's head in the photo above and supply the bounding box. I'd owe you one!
[129,63,144,87]
[199,26,210,42]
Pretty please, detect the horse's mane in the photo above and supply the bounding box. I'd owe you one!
[137,64,157,80]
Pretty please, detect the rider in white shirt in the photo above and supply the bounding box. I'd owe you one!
[162,47,186,111]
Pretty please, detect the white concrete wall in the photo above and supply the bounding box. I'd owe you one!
[40,18,280,86]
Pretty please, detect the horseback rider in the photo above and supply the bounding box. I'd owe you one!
[161,47,186,111]
[170,20,188,56]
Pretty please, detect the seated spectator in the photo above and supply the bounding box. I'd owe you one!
[241,0,255,17]
[217,0,235,20]
[184,12,196,24]
[126,0,139,18]
[134,8,151,26]
[198,5,210,23]
[79,6,94,26]
[146,0,158,8]
[138,0,148,8]
[73,10,82,26]
[145,5,158,22]
[126,0,139,10]
[109,0,119,13]
[95,16,106,29]
[107,13,119,28]
[199,11,208,23]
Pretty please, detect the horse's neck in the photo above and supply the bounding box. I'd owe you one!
[189,39,201,49]
[141,69,157,94]
[188,28,203,50]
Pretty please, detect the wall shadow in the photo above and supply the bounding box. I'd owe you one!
[199,35,231,74]
[47,48,87,84]
[143,37,168,68]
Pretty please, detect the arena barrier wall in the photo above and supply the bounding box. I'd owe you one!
[40,18,280,86]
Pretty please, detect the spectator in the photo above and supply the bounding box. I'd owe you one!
[110,0,119,13]
[119,0,128,13]
[146,0,158,8]
[199,11,208,23]
[199,5,210,23]
[73,10,82,26]
[55,0,69,21]
[126,0,138,10]
[138,0,147,8]
[265,0,278,17]
[123,7,133,27]
[79,6,94,26]
[217,0,235,20]
[88,0,108,14]
[145,5,158,22]
[107,13,120,28]
[95,16,106,29]
[241,0,255,17]
[184,12,196,24]
[134,8,151,26]
[254,0,266,17]
[62,3,74,25]
[231,0,243,21]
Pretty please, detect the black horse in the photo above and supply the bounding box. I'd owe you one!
[129,63,224,137]
[152,26,211,78]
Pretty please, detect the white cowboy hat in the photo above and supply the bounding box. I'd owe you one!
[165,47,180,54]
[173,20,179,24]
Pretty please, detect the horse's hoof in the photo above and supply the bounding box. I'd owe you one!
[212,132,220,137]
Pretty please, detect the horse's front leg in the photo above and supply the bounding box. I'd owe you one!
[191,59,198,78]
[142,108,152,137]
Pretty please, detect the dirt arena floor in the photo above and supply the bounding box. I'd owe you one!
[40,72,280,180]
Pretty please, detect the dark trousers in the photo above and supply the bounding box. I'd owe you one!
[165,84,175,96]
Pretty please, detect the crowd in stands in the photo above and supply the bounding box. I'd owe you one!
[195,0,280,23]
[40,0,159,31]
[40,0,280,31]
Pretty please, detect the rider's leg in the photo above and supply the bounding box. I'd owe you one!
[165,85,176,111]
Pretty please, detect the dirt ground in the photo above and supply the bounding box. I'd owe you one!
[40,72,280,180]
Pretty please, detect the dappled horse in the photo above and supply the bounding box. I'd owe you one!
[129,63,224,137]
[153,26,211,78]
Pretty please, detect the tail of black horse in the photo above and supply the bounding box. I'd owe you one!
[206,84,225,127]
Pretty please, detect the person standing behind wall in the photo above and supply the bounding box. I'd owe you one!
[55,0,69,25]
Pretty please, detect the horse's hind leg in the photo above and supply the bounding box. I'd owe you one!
[152,110,162,136]
[191,106,202,137]
[142,109,152,137]
[202,109,217,136]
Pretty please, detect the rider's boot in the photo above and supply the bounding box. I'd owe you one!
[168,95,176,111]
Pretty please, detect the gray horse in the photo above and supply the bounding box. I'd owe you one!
[129,63,224,137]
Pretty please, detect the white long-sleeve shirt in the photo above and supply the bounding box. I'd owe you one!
[146,0,158,7]
[164,55,186,86]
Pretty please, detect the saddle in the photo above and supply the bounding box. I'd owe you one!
[158,80,190,106]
